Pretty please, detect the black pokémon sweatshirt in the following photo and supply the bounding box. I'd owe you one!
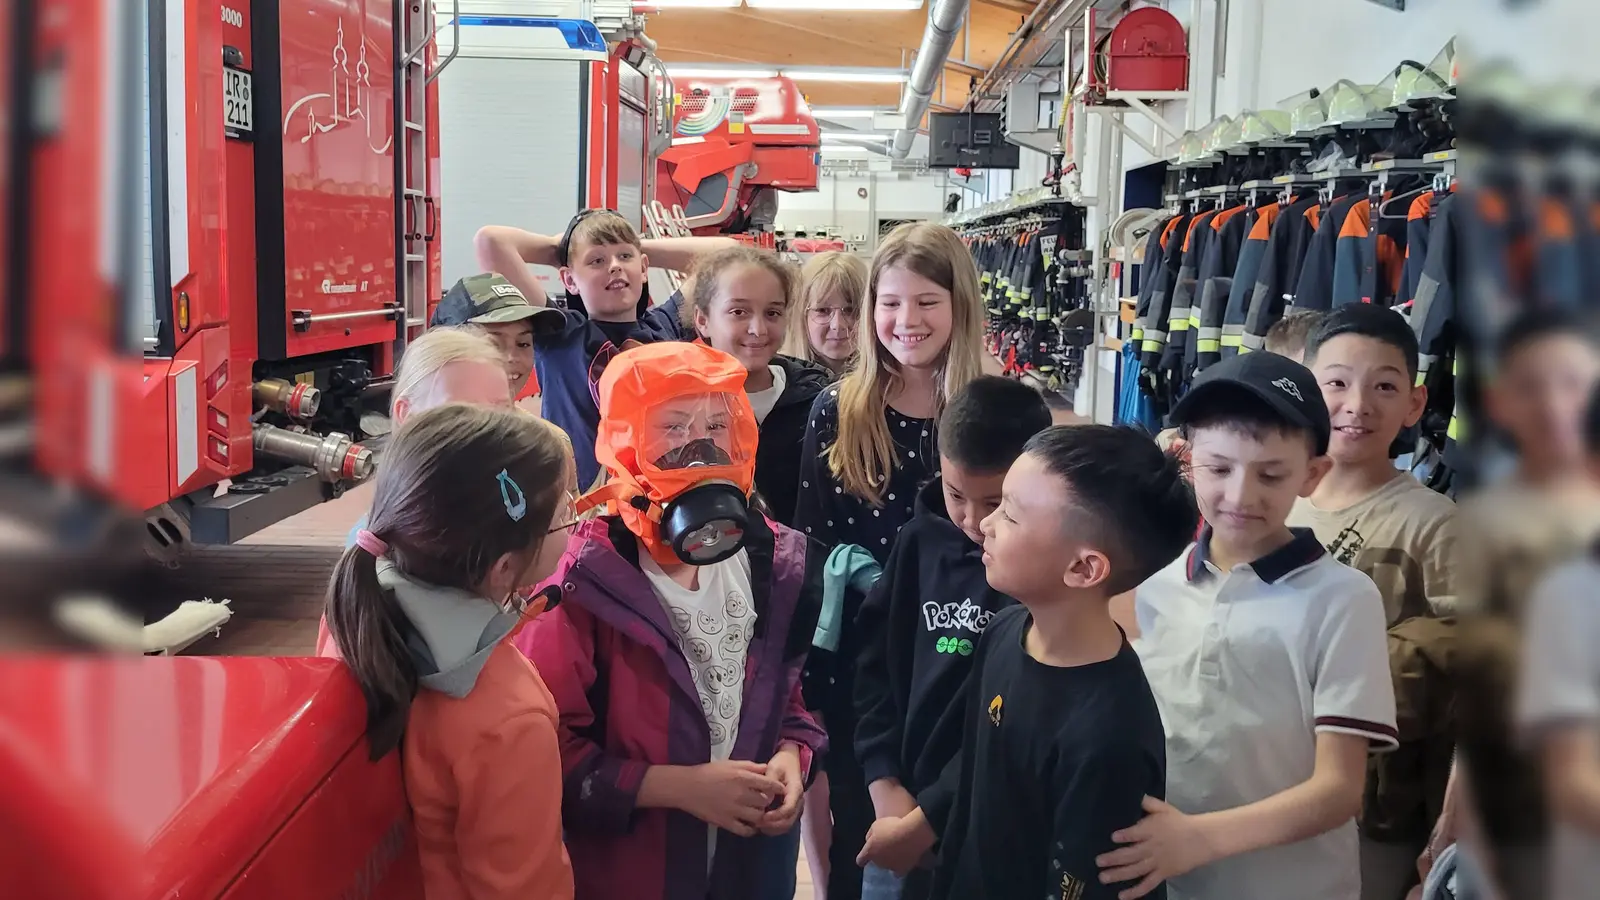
[852,477,1018,835]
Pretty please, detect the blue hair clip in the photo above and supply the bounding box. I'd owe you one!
[497,469,527,521]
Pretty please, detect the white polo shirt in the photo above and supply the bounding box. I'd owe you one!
[1517,556,1600,900]
[1134,528,1398,900]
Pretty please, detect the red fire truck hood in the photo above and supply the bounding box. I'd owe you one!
[0,654,367,898]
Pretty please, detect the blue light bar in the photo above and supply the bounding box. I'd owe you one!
[453,16,607,53]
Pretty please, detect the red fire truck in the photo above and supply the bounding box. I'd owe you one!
[5,2,823,894]
[21,0,820,566]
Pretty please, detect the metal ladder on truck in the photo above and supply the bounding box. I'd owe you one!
[395,0,460,351]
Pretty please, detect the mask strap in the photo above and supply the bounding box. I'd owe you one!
[575,479,664,524]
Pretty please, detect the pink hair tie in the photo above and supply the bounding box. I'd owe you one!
[354,528,390,558]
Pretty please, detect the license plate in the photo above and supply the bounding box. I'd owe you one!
[224,67,253,135]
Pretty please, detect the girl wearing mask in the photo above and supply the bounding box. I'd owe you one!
[325,403,577,900]
[516,341,827,900]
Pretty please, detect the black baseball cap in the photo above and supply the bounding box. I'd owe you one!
[1167,352,1331,455]
[431,273,566,335]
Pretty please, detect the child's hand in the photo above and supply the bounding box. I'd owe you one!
[1096,796,1218,900]
[758,743,806,836]
[681,760,785,837]
[866,778,919,820]
[856,809,936,876]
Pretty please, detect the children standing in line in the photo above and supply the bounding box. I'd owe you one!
[684,246,833,526]
[325,403,577,900]
[473,212,736,487]
[851,376,1053,899]
[1292,305,1457,899]
[932,425,1196,900]
[794,222,986,561]
[787,251,870,379]
[1110,353,1397,900]
[515,342,827,900]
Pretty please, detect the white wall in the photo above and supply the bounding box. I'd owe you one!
[775,168,955,250]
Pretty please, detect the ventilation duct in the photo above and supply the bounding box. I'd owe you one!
[890,0,970,159]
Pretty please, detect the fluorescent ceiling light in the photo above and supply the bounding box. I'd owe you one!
[822,132,890,141]
[748,0,921,8]
[785,69,909,83]
[668,66,780,78]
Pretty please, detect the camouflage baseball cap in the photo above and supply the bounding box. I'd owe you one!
[431,273,566,334]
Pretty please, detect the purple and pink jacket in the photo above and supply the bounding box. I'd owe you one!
[514,513,827,900]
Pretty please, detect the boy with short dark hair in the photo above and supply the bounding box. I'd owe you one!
[931,424,1197,900]
[1292,304,1457,898]
[852,376,1054,898]
[1294,303,1456,620]
[1109,352,1398,900]
[473,212,735,487]
[1263,309,1326,363]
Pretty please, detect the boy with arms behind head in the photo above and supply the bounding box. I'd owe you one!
[1292,305,1456,899]
[1108,353,1398,900]
[473,212,736,487]
[851,376,1054,898]
[931,425,1197,900]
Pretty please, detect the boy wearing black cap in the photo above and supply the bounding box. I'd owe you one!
[469,214,735,487]
[1103,353,1398,900]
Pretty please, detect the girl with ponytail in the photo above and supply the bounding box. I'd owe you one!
[325,403,577,900]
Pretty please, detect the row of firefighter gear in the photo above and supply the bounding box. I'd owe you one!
[1131,172,1460,488]
[1133,173,1443,386]
[1132,162,1600,498]
[964,206,1093,396]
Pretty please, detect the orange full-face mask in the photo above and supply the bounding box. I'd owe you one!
[576,342,760,566]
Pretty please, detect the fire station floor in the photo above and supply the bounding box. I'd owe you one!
[169,358,1085,897]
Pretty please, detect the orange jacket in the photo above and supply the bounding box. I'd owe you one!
[402,640,574,900]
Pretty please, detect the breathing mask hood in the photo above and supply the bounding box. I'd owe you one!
[576,342,760,566]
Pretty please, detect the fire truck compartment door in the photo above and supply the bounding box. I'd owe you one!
[437,17,607,293]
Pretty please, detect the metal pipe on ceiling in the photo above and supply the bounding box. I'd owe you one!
[889,0,970,159]
[969,0,1092,111]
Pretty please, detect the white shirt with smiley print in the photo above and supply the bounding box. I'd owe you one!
[642,549,758,866]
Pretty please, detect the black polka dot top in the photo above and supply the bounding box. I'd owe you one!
[793,385,939,565]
